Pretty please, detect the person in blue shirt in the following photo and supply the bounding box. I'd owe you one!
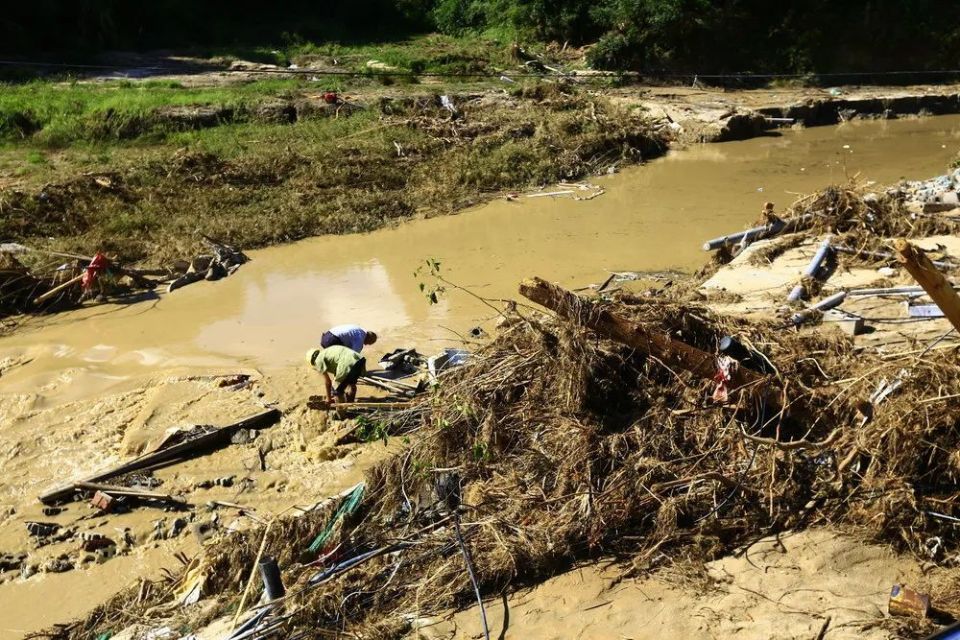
[320,324,377,353]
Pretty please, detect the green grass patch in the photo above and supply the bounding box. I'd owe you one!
[0,78,305,147]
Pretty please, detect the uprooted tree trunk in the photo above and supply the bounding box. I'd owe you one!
[518,276,766,392]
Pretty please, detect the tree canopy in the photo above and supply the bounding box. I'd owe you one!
[3,1,957,75]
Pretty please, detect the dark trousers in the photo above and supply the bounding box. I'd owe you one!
[335,357,366,396]
[321,331,343,349]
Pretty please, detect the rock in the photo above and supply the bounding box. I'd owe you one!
[79,532,116,552]
[230,428,257,445]
[25,521,59,538]
[169,518,188,538]
[191,522,215,544]
[42,555,74,573]
[0,552,26,572]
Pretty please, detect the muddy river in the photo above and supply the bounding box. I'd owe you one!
[1,116,959,638]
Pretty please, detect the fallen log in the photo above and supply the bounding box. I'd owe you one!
[895,238,960,333]
[518,277,765,390]
[39,408,281,505]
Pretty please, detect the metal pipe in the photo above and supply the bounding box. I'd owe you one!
[790,291,847,326]
[847,286,927,297]
[787,237,832,302]
[258,557,285,601]
[834,245,958,270]
[702,214,814,251]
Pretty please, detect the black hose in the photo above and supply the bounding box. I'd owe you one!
[454,514,490,640]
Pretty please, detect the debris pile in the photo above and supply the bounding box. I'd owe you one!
[54,276,960,639]
[0,234,249,326]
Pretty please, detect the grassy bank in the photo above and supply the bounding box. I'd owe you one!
[0,81,663,264]
[0,78,307,146]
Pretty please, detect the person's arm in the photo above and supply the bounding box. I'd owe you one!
[323,372,334,403]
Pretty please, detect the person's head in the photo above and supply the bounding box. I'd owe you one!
[364,331,378,345]
[305,348,321,366]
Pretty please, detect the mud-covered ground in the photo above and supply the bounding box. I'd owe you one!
[4,62,960,637]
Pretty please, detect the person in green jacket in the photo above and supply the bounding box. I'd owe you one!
[306,344,366,403]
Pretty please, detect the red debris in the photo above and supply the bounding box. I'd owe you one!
[90,490,114,512]
[82,252,110,291]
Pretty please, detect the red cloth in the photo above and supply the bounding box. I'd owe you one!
[82,252,109,290]
[712,356,736,403]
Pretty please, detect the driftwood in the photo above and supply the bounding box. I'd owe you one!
[895,239,960,333]
[518,277,765,390]
[39,408,281,505]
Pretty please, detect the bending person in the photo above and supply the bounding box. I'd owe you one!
[306,345,366,403]
[320,324,377,353]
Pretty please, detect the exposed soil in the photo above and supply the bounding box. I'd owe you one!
[4,78,960,639]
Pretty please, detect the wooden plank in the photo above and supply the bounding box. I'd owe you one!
[39,408,281,505]
[895,239,960,333]
[518,277,764,390]
[309,399,412,411]
[75,482,187,505]
[358,376,416,397]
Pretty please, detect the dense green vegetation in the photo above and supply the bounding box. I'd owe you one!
[4,1,959,75]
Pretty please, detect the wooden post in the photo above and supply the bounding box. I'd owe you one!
[518,277,765,390]
[894,239,960,333]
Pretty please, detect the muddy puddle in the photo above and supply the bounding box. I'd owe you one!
[1,116,960,638]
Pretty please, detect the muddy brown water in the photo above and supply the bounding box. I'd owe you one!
[3,116,960,403]
[1,116,959,638]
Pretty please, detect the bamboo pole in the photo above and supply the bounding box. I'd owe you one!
[895,239,960,333]
[518,277,764,390]
[33,274,83,305]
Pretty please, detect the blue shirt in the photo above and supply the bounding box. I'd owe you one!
[329,324,367,352]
